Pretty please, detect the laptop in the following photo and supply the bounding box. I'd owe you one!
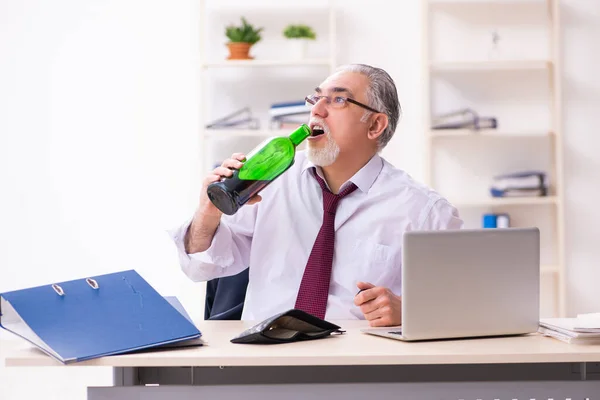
[362,228,540,341]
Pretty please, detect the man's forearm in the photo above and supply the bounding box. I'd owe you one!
[184,212,221,254]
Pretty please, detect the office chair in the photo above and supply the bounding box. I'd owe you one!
[204,268,249,320]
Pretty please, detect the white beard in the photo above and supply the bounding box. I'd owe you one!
[307,132,340,167]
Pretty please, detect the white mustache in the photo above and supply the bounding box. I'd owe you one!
[309,118,330,135]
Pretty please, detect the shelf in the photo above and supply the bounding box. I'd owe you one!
[430,60,552,72]
[542,264,559,274]
[205,0,334,10]
[429,129,554,138]
[452,196,559,208]
[202,59,332,68]
[428,0,552,15]
[429,0,550,6]
[204,129,293,138]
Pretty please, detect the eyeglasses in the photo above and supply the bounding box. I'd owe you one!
[305,94,382,114]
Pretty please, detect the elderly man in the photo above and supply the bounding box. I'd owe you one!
[170,64,463,327]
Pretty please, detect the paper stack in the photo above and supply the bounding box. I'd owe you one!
[431,108,497,130]
[539,313,600,344]
[205,107,260,130]
[490,170,548,198]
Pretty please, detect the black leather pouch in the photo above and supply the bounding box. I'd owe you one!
[230,309,344,344]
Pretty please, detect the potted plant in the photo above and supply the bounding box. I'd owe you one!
[283,24,317,59]
[225,17,263,60]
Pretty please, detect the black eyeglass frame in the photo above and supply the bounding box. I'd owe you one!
[305,94,383,114]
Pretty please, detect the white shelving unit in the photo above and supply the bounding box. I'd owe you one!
[451,195,560,208]
[199,0,337,171]
[430,59,552,72]
[202,129,295,139]
[422,0,565,317]
[429,128,553,138]
[201,59,332,68]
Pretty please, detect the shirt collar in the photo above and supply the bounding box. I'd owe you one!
[301,154,383,194]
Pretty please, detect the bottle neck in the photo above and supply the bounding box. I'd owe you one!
[289,124,311,147]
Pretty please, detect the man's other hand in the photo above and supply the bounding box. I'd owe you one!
[354,281,402,327]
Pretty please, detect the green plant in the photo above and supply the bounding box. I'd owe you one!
[283,24,316,40]
[225,17,263,44]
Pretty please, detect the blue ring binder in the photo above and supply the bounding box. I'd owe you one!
[0,269,202,364]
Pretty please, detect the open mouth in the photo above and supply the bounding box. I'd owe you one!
[311,126,325,137]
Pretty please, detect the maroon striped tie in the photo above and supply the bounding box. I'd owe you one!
[294,170,358,319]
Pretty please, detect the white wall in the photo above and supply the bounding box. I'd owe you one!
[0,0,204,398]
[0,0,599,399]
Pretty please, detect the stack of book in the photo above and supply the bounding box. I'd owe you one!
[269,101,311,129]
[431,108,497,130]
[539,314,600,344]
[490,171,548,197]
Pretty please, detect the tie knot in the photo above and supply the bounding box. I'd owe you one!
[313,170,358,214]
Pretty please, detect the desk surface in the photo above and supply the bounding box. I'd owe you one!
[4,320,600,367]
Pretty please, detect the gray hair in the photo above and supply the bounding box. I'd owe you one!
[335,64,401,150]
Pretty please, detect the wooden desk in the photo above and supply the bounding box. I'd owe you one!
[4,320,600,400]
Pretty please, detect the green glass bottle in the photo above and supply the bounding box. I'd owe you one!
[207,124,311,215]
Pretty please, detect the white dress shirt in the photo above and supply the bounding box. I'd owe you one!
[169,151,463,321]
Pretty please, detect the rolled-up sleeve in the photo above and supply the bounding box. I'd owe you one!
[167,204,258,282]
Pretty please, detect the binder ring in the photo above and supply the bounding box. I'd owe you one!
[52,284,65,296]
[86,278,99,290]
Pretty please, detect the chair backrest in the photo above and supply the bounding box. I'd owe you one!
[204,268,249,320]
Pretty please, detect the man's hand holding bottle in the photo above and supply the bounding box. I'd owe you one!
[185,153,262,254]
[201,153,263,217]
[186,124,310,253]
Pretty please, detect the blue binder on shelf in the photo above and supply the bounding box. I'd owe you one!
[0,269,202,364]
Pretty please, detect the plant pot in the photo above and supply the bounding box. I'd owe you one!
[227,42,253,60]
[288,38,309,60]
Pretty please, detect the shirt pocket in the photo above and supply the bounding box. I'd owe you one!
[353,239,393,263]
[335,239,400,294]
